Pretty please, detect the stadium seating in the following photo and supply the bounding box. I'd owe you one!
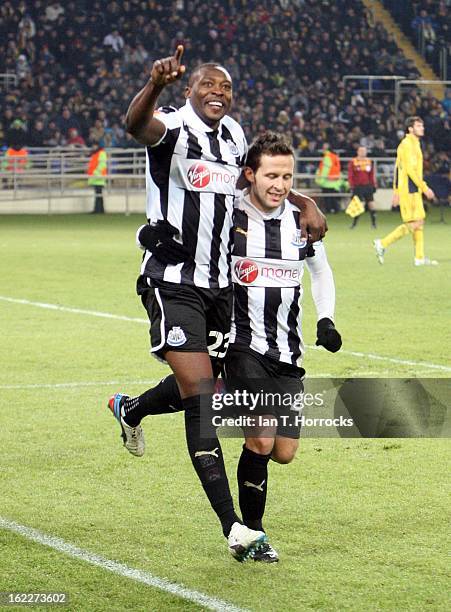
[0,0,449,166]
[382,0,450,79]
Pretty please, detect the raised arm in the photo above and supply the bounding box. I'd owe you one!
[125,45,185,145]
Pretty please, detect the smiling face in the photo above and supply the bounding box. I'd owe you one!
[185,66,232,128]
[244,154,294,213]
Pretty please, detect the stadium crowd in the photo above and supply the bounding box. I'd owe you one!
[0,0,449,167]
[383,0,450,78]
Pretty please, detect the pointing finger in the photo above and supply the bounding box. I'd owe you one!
[174,45,184,64]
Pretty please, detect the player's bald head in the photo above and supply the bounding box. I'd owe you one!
[188,63,232,87]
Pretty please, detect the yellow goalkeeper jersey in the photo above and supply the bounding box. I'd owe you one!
[393,133,429,197]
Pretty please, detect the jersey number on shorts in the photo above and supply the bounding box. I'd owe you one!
[208,331,230,359]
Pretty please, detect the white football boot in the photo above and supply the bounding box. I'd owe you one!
[228,522,267,562]
[414,257,438,266]
[108,393,145,457]
[373,239,385,264]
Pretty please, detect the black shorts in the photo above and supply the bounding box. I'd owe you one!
[137,276,232,368]
[224,346,305,439]
[353,185,375,204]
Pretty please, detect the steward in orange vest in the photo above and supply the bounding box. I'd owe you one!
[316,147,342,188]
[87,141,107,213]
[2,145,29,173]
[315,144,346,213]
[87,144,107,186]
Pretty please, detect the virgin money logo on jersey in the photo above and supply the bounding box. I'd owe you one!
[186,162,237,189]
[232,256,302,287]
[187,163,211,188]
[234,259,258,284]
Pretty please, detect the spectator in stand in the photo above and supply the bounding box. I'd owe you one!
[5,119,27,148]
[45,2,65,23]
[88,119,106,145]
[16,54,31,80]
[67,128,86,148]
[442,89,451,115]
[18,13,35,41]
[28,119,48,148]
[427,150,450,208]
[47,129,64,147]
[411,9,436,34]
[1,108,14,136]
[103,29,125,57]
[56,107,81,139]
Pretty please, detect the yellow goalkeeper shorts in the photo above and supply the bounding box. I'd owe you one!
[400,192,425,223]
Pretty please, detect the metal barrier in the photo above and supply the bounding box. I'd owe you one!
[0,148,396,209]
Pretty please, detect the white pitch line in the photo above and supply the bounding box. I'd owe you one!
[0,296,148,324]
[2,295,450,373]
[0,380,159,390]
[306,344,451,372]
[0,517,247,612]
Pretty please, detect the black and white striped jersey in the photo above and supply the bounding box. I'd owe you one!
[230,194,336,367]
[141,100,247,289]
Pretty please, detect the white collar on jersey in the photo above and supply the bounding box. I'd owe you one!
[180,99,226,133]
[240,189,286,220]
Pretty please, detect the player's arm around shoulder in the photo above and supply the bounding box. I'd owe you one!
[287,190,327,242]
[125,46,185,145]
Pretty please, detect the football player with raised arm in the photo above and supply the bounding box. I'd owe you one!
[106,46,327,561]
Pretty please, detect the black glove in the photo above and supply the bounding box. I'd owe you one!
[138,220,191,265]
[316,318,342,353]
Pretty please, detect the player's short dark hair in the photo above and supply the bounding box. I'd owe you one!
[405,116,423,133]
[246,131,294,172]
[188,63,229,86]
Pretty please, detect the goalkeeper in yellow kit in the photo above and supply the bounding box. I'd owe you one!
[373,116,437,266]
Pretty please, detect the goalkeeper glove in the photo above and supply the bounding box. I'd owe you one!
[316,318,342,353]
[136,221,191,265]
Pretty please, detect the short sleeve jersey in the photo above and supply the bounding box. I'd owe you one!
[142,100,247,289]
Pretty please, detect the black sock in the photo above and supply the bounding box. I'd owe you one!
[122,375,183,427]
[184,394,239,537]
[237,444,271,532]
[351,217,358,227]
[370,210,376,226]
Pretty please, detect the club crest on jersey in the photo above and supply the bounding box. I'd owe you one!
[234,259,258,284]
[291,229,307,248]
[167,326,187,347]
[187,163,210,188]
[226,140,239,156]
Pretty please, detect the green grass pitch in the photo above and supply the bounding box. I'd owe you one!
[0,210,449,611]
